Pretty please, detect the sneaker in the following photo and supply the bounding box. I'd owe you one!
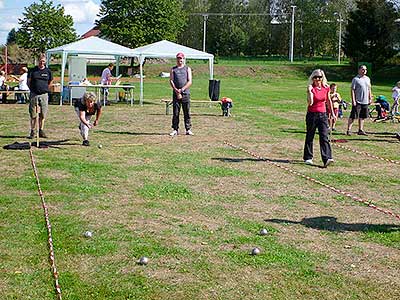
[324,159,334,168]
[304,159,313,165]
[169,130,178,136]
[39,130,47,138]
[186,130,193,136]
[346,130,351,136]
[357,130,367,136]
[82,140,90,146]
[27,130,34,139]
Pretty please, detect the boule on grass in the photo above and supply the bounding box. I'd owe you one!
[97,144,102,149]
[251,247,261,255]
[259,228,268,236]
[83,231,93,238]
[138,256,149,265]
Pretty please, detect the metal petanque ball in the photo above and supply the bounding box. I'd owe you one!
[251,247,261,256]
[138,256,149,265]
[83,231,93,238]
[259,228,268,236]
[97,144,102,149]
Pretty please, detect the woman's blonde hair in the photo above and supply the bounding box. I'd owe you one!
[308,69,328,87]
[82,92,96,104]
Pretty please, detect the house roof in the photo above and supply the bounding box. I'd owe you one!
[80,26,100,39]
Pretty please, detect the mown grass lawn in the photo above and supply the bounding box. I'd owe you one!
[1,59,399,299]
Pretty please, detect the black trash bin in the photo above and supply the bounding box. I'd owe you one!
[209,79,220,101]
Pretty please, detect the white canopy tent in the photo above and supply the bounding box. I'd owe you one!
[131,40,214,105]
[46,37,138,105]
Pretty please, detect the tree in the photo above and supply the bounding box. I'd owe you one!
[6,28,17,45]
[16,0,77,55]
[180,0,210,51]
[343,0,399,67]
[96,0,187,48]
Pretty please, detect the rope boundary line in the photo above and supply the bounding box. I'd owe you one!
[29,148,62,300]
[224,141,400,221]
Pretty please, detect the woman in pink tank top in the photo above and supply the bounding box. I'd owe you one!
[303,69,336,168]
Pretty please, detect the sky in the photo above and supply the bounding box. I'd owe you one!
[0,0,101,45]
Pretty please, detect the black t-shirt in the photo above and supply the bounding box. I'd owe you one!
[74,100,101,116]
[28,66,53,95]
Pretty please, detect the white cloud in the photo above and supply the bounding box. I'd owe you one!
[61,0,100,24]
[0,1,4,9]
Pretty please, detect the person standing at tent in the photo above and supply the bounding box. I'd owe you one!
[27,54,53,139]
[10,67,29,104]
[100,63,116,104]
[169,52,193,136]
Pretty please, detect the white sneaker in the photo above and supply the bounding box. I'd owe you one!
[169,130,178,136]
[186,130,193,135]
[324,159,334,168]
[304,159,313,165]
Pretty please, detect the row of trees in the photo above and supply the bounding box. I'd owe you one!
[2,0,400,68]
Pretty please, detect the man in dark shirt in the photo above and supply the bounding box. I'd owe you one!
[169,52,193,136]
[27,54,53,139]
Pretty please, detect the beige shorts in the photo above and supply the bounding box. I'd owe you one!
[29,93,49,118]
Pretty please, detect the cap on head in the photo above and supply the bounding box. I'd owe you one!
[176,52,185,59]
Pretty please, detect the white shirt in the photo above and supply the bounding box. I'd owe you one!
[0,75,5,87]
[392,86,400,100]
[101,68,112,85]
[19,73,29,91]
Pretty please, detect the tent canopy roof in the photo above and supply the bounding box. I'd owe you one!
[46,36,137,57]
[132,40,213,60]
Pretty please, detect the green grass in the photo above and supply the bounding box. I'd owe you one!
[1,58,400,299]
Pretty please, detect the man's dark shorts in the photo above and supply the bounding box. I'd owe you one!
[349,103,369,119]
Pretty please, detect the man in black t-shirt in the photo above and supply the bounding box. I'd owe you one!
[27,54,53,139]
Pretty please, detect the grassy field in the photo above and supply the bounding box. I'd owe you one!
[1,59,400,300]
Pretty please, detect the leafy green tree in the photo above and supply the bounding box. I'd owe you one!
[6,28,17,45]
[207,0,250,56]
[97,0,187,48]
[343,0,399,67]
[15,0,76,55]
[180,0,210,51]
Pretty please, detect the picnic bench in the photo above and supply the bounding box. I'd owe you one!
[161,99,222,115]
[0,90,30,104]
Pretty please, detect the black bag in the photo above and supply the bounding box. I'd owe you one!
[209,79,220,101]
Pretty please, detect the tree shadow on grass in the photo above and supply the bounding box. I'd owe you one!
[3,139,76,150]
[96,130,165,136]
[265,216,400,233]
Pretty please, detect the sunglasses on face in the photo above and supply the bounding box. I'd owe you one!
[313,76,322,79]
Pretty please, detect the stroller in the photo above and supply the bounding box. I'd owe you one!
[370,95,391,122]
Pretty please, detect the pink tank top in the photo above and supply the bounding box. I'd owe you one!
[308,85,329,113]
